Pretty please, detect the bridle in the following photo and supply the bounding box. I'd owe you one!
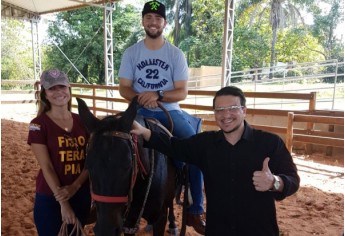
[87,117,171,234]
[90,130,146,204]
[89,128,155,234]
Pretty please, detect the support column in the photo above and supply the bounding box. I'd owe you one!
[221,0,235,87]
[104,2,114,87]
[104,2,115,111]
[103,2,115,109]
[30,16,42,81]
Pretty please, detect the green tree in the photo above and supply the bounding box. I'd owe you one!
[310,0,343,60]
[276,28,325,63]
[113,3,142,76]
[1,19,34,84]
[232,26,271,72]
[236,0,316,78]
[178,0,224,67]
[309,0,344,82]
[44,4,141,84]
[45,7,104,84]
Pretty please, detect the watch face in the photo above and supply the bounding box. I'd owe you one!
[274,176,280,190]
[157,90,164,101]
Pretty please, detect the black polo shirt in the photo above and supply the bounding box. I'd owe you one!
[146,121,300,236]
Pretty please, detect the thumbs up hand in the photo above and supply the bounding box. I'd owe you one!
[252,157,274,192]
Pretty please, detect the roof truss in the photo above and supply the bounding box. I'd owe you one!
[1,0,118,19]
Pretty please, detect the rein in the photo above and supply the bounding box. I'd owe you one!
[157,102,173,133]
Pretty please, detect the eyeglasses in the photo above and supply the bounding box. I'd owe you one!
[214,105,244,114]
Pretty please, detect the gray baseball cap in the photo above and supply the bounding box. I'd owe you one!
[40,69,70,89]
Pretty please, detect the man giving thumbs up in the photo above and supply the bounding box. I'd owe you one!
[131,86,300,236]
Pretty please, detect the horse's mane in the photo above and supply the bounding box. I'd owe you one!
[93,113,125,133]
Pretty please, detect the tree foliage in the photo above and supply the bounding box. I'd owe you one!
[44,4,141,84]
[1,0,343,83]
[235,0,322,78]
[232,0,340,70]
[177,0,224,67]
[310,0,344,60]
[276,28,325,63]
[44,8,104,84]
[1,19,33,83]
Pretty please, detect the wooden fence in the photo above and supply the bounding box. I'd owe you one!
[286,113,344,155]
[1,80,39,104]
[71,83,344,155]
[2,81,343,155]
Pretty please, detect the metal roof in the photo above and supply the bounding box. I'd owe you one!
[1,0,118,18]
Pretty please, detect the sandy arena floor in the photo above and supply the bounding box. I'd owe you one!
[1,103,343,235]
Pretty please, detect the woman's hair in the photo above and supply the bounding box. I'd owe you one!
[212,86,246,109]
[36,87,72,116]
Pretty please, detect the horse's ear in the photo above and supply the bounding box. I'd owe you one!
[76,97,100,133]
[120,96,140,132]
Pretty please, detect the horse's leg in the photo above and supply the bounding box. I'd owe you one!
[152,207,169,236]
[175,168,184,205]
[144,209,178,235]
[179,164,190,236]
[167,201,178,235]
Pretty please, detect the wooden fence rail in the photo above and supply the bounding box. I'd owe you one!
[2,81,344,155]
[68,83,318,115]
[64,83,345,156]
[286,113,344,153]
[1,80,40,104]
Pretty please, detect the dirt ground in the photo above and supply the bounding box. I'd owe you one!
[1,104,344,235]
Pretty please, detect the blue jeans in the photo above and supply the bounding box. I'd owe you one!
[138,108,204,214]
[34,186,91,236]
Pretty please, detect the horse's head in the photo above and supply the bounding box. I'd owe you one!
[77,97,140,236]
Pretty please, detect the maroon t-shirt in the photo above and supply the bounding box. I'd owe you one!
[27,113,89,195]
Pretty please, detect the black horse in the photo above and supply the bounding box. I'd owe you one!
[77,97,178,236]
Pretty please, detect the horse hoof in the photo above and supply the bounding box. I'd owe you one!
[167,227,179,235]
[144,224,153,232]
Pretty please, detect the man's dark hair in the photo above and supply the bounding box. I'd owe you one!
[212,86,246,109]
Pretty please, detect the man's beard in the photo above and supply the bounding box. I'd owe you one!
[145,28,163,39]
[222,123,241,134]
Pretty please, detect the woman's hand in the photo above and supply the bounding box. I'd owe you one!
[54,185,78,202]
[60,201,76,224]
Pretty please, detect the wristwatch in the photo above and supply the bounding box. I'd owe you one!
[157,90,164,101]
[272,175,281,191]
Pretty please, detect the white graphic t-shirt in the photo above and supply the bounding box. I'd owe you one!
[118,39,189,111]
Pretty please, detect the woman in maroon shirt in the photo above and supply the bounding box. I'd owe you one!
[27,69,90,235]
